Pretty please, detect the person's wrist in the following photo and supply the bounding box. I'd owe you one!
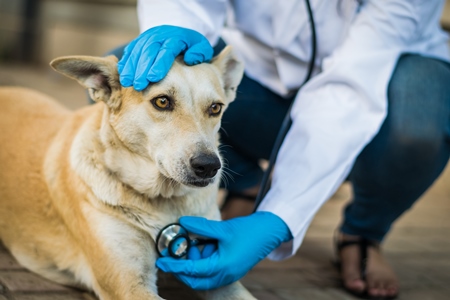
[253,211,293,243]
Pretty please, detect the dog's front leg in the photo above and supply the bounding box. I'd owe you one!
[81,215,164,300]
[87,241,164,300]
[87,242,164,300]
[200,282,256,300]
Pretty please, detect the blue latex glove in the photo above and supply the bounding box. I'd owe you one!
[156,212,293,290]
[117,25,213,91]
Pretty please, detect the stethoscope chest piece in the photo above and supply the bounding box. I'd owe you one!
[156,223,190,258]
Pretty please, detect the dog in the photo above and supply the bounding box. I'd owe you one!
[0,46,256,300]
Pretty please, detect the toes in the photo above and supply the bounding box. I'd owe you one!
[345,278,366,294]
[367,278,399,298]
[386,284,399,297]
[342,266,366,294]
[368,285,382,298]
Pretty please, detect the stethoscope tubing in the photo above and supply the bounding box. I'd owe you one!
[253,0,317,211]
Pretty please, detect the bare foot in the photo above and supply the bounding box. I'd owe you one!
[220,187,259,220]
[338,233,399,298]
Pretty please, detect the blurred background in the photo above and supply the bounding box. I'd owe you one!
[0,0,139,108]
[0,0,138,63]
[0,0,450,108]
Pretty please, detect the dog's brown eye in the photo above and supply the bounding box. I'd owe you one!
[209,103,223,116]
[152,96,171,110]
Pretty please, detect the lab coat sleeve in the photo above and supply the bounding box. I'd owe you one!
[137,0,228,45]
[257,0,448,260]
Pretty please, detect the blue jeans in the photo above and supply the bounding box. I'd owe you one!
[341,54,450,241]
[107,43,450,242]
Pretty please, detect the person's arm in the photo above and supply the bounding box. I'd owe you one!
[258,0,449,260]
[154,0,448,291]
[118,0,228,90]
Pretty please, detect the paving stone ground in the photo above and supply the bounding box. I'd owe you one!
[1,65,449,299]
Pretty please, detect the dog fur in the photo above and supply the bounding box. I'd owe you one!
[0,46,255,299]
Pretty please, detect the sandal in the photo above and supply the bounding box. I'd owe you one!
[334,236,398,300]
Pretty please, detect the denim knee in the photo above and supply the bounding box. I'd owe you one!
[385,54,450,162]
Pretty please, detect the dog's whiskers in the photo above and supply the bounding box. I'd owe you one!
[219,127,230,137]
[220,167,237,189]
[219,156,241,177]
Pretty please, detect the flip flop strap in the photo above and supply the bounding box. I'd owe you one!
[337,238,379,280]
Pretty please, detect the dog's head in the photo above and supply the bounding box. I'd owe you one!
[50,46,244,197]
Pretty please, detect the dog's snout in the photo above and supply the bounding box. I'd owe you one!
[190,154,221,179]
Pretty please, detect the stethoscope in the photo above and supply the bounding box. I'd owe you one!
[156,0,317,259]
[156,223,217,258]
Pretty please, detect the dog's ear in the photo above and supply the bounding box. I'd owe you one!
[211,46,244,103]
[50,55,121,110]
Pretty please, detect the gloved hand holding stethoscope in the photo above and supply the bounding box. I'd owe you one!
[155,212,292,290]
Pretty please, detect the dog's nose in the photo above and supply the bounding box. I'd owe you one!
[190,154,221,179]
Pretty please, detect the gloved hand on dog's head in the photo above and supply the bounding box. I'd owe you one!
[118,25,213,91]
[156,212,293,290]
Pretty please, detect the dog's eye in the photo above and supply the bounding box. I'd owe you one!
[152,96,172,111]
[209,103,223,116]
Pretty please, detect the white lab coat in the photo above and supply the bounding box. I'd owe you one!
[138,0,450,260]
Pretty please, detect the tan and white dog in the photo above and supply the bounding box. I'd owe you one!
[0,46,256,300]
